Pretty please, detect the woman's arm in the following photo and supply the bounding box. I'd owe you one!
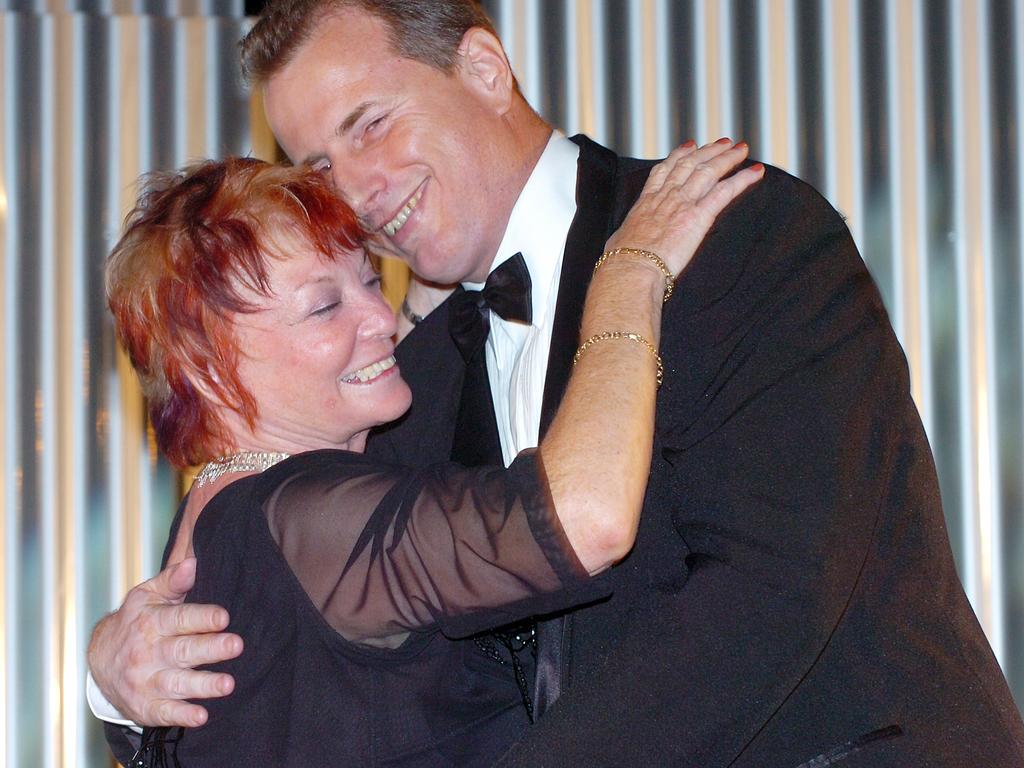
[541,140,762,573]
[266,141,763,644]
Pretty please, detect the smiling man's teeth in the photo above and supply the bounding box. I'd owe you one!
[383,186,423,237]
[339,355,396,384]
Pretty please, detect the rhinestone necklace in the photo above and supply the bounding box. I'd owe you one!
[194,451,291,487]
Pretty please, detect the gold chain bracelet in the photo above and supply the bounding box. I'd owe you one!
[573,331,664,386]
[593,247,674,302]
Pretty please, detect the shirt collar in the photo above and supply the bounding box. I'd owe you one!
[463,132,580,325]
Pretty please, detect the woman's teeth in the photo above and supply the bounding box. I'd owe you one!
[339,355,396,384]
[383,186,423,237]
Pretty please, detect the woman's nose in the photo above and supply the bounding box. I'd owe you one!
[356,288,398,339]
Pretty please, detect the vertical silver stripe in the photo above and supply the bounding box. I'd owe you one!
[756,0,773,159]
[205,19,220,155]
[821,0,838,204]
[175,18,187,163]
[137,16,155,579]
[911,0,934,437]
[976,0,1004,661]
[784,0,798,174]
[39,14,60,760]
[653,0,670,156]
[523,2,542,114]
[67,15,88,759]
[702,0,725,139]
[1017,0,1024,526]
[886,2,909,381]
[692,0,708,142]
[589,0,606,144]
[107,13,126,607]
[848,0,865,251]
[639,0,658,156]
[951,0,983,618]
[717,0,734,139]
[53,13,85,761]
[564,0,579,137]
[0,15,11,767]
[627,0,645,156]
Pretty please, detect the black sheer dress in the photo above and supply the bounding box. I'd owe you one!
[133,449,609,767]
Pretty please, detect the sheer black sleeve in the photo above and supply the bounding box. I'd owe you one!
[258,449,608,644]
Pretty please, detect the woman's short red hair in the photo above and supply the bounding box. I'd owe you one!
[106,157,365,468]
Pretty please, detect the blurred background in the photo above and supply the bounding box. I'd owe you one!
[1,0,1022,764]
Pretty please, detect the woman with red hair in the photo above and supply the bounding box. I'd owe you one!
[105,146,760,765]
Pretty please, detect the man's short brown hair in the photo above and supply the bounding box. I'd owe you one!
[240,0,499,84]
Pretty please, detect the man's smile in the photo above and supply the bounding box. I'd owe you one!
[382,180,427,237]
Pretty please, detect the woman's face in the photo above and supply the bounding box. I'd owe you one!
[227,239,411,454]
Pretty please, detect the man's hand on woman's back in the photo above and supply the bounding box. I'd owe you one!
[88,557,243,727]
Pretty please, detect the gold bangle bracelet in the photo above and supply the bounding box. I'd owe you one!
[572,331,664,386]
[593,247,674,302]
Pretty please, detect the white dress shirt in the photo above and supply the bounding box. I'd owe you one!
[462,132,580,466]
[87,133,582,728]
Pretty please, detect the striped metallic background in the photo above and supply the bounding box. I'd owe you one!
[1,1,1022,765]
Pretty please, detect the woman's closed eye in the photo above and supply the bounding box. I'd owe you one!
[310,301,340,318]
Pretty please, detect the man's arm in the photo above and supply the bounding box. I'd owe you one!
[87,557,243,727]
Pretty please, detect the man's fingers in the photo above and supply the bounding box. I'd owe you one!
[152,667,236,701]
[147,558,197,602]
[169,631,244,668]
[147,698,211,729]
[153,601,231,637]
[165,557,198,594]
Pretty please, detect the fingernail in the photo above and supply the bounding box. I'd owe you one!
[717,136,732,144]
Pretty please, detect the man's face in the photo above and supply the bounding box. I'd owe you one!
[264,9,517,285]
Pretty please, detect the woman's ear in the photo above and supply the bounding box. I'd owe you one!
[457,27,516,114]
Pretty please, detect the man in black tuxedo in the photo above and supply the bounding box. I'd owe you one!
[89,0,1024,764]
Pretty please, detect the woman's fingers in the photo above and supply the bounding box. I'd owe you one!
[605,137,764,280]
[695,162,765,220]
[659,141,751,210]
[640,139,747,211]
[644,140,696,192]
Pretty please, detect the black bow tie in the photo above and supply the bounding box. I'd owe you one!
[449,252,533,362]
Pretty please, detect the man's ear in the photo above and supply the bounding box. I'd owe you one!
[457,27,516,113]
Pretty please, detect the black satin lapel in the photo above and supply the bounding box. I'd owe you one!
[538,135,621,439]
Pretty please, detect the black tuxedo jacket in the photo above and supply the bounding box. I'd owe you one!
[369,136,1024,766]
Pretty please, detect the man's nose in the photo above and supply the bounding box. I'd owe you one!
[331,157,387,224]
